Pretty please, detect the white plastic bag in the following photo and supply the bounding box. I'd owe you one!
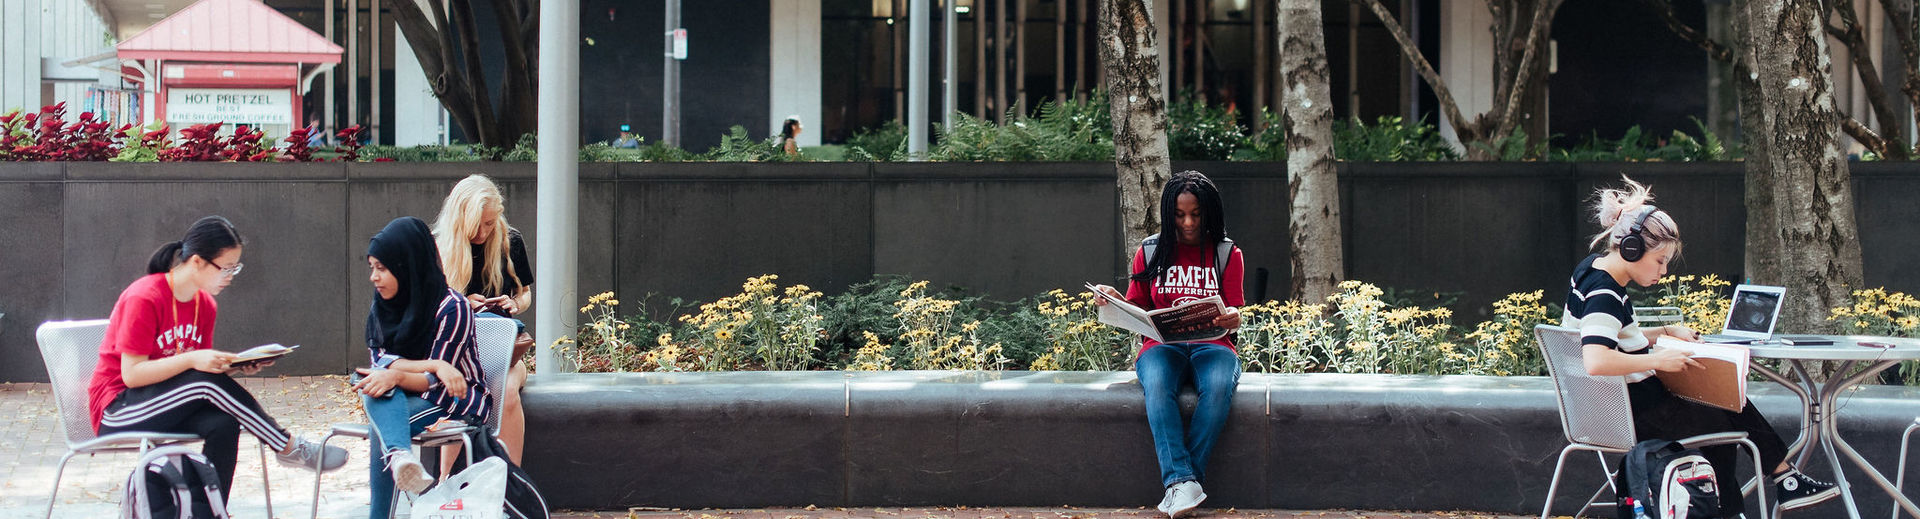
[409,457,508,519]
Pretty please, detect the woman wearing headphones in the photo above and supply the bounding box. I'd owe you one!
[1566,177,1835,515]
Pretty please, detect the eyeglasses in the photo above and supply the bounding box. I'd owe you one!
[209,259,244,278]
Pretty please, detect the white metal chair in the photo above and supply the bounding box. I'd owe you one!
[310,316,517,519]
[36,319,276,519]
[1535,324,1768,519]
[1632,306,1686,327]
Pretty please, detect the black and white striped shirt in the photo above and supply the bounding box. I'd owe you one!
[1560,254,1655,382]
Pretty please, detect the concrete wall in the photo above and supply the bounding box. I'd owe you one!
[4,161,1919,381]
[522,371,1920,517]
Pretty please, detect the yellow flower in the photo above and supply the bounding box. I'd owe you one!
[714,329,735,341]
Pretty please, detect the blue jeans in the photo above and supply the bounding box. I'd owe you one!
[1136,342,1241,487]
[362,388,447,519]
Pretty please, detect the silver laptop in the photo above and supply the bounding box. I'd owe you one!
[1699,284,1785,344]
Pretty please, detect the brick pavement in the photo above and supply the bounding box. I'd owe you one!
[1,376,1531,519]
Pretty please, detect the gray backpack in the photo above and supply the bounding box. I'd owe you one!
[1137,234,1236,278]
[123,446,228,519]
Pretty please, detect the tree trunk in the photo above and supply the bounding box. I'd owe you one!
[1098,0,1173,258]
[1279,0,1344,303]
[1739,0,1866,333]
[386,0,539,155]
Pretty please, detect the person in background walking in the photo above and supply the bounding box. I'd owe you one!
[778,116,803,157]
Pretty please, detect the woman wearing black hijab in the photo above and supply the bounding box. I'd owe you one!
[350,217,493,518]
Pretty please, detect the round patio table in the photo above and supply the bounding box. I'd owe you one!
[1746,336,1920,519]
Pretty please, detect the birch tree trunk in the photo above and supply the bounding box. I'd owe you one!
[1279,0,1344,303]
[1739,0,1865,332]
[1098,0,1172,257]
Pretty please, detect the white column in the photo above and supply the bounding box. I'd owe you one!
[393,20,444,146]
[534,0,579,375]
[1,0,43,112]
[769,0,821,147]
[1437,1,1494,148]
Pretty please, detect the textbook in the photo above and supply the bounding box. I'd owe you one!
[232,343,298,367]
[1085,283,1229,343]
[1653,336,1749,412]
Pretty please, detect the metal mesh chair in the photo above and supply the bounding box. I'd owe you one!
[1535,324,1768,519]
[309,316,517,519]
[36,319,276,519]
[1892,417,1920,519]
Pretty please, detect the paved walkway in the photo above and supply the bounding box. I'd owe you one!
[2,376,1531,519]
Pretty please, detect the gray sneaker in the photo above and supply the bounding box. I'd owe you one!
[1164,481,1206,519]
[276,438,348,472]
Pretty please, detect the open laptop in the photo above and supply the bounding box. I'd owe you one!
[1699,284,1785,344]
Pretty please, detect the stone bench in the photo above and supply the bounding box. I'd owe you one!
[521,371,1920,517]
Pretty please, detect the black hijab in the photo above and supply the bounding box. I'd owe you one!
[367,217,449,360]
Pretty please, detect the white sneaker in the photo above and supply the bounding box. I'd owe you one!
[275,438,348,472]
[384,449,435,494]
[1163,481,1206,518]
[1156,486,1177,516]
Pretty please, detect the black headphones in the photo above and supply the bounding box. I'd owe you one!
[1618,206,1660,262]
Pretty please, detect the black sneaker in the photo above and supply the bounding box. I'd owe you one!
[1774,470,1840,511]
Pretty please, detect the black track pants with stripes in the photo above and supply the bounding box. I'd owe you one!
[99,370,293,498]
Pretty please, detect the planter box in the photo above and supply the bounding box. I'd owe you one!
[521,371,1920,517]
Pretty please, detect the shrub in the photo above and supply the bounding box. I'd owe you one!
[1166,91,1245,161]
[709,125,798,162]
[929,93,1113,162]
[359,144,486,162]
[1026,289,1131,371]
[1231,109,1287,162]
[845,120,907,161]
[1334,116,1459,162]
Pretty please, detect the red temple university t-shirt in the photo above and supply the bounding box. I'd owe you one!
[1124,242,1245,355]
[86,273,218,431]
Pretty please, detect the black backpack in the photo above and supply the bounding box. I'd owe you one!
[122,446,228,519]
[450,428,550,519]
[1615,439,1720,519]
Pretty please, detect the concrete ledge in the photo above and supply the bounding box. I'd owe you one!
[521,372,1920,517]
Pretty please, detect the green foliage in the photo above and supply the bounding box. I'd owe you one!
[709,125,800,162]
[634,140,700,162]
[1473,126,1551,161]
[1166,91,1246,161]
[929,92,1114,162]
[1231,109,1288,162]
[845,120,908,161]
[1550,118,1739,162]
[359,144,486,162]
[1333,116,1460,162]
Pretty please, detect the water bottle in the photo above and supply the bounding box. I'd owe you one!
[1630,497,1650,519]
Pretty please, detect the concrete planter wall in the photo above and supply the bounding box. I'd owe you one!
[521,371,1920,517]
[2,161,1918,381]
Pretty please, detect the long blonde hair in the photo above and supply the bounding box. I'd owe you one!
[433,174,519,295]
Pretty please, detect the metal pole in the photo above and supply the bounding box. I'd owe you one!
[370,0,381,144]
[662,0,680,147]
[347,0,357,134]
[534,0,579,375]
[324,0,334,142]
[975,0,986,116]
[943,0,956,130]
[993,0,1006,123]
[909,0,930,159]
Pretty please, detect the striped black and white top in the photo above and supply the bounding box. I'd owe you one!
[1560,254,1655,383]
[369,288,493,419]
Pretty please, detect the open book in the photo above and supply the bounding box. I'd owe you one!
[232,343,298,366]
[1653,336,1749,412]
[1086,283,1229,343]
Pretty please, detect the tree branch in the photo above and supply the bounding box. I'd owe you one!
[1639,0,1743,67]
[1841,112,1890,157]
[1490,0,1562,141]
[1351,0,1476,141]
[1830,0,1908,158]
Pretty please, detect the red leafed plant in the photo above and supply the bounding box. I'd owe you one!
[0,103,127,161]
[280,126,317,162]
[334,125,366,162]
[224,125,275,162]
[160,123,226,162]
